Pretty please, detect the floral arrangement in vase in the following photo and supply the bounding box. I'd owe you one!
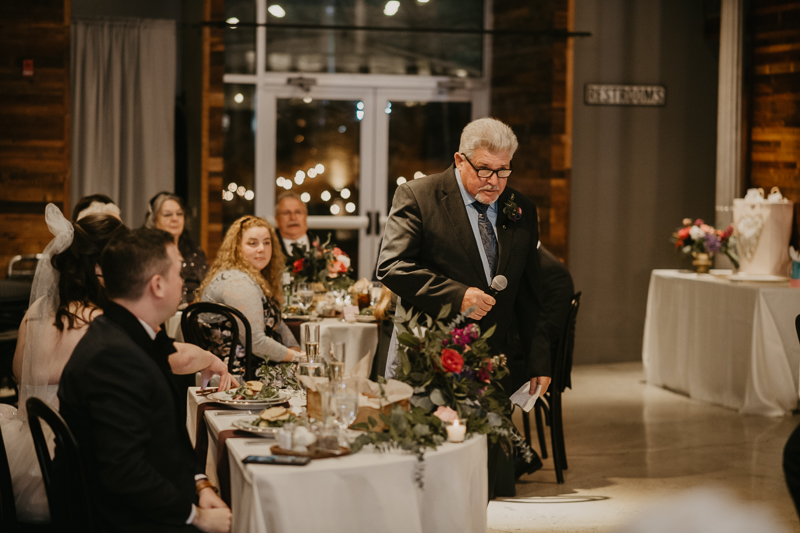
[672,218,739,270]
[287,233,354,291]
[351,303,535,482]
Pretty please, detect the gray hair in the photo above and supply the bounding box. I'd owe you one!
[144,192,185,229]
[276,191,307,214]
[458,117,519,159]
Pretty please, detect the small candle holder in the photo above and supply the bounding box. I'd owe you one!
[445,418,467,443]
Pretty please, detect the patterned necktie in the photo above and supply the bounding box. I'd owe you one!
[472,201,498,276]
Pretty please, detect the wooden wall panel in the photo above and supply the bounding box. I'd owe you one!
[749,1,800,245]
[200,0,225,261]
[491,0,573,263]
[0,1,70,276]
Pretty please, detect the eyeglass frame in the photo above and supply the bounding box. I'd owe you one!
[460,153,513,179]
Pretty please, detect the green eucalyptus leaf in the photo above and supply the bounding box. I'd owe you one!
[429,389,445,406]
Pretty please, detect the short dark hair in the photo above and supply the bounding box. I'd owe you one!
[101,228,175,300]
[72,194,116,221]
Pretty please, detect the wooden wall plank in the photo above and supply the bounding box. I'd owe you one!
[0,0,70,276]
[748,2,800,246]
[492,0,572,263]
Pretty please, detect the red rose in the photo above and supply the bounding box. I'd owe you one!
[292,259,305,273]
[441,348,464,373]
[677,227,690,240]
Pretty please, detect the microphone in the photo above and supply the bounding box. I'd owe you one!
[487,275,507,298]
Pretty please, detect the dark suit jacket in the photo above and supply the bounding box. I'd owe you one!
[276,229,317,260]
[377,165,551,384]
[58,302,200,533]
[537,245,575,389]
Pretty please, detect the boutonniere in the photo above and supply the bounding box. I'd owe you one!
[503,194,522,224]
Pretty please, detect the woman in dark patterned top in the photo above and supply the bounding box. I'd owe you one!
[197,216,300,364]
[144,192,209,303]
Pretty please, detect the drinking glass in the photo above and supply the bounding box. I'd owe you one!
[331,383,359,429]
[295,282,314,313]
[297,362,324,420]
[330,341,345,363]
[303,323,320,363]
[370,282,383,307]
[328,361,345,383]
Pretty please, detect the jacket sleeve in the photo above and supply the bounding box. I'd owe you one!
[376,184,468,319]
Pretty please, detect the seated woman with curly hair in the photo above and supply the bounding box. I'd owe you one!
[198,216,301,365]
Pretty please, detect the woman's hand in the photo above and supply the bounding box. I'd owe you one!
[282,347,303,362]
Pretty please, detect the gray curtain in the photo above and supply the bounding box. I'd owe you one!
[71,18,176,227]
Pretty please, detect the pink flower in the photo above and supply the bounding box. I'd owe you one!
[433,406,458,423]
[694,219,704,226]
[677,227,691,240]
[477,368,490,383]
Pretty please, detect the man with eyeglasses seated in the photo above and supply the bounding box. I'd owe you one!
[377,117,551,498]
[274,192,317,261]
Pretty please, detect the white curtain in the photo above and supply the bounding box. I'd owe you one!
[71,18,176,227]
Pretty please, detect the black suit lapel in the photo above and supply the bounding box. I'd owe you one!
[496,188,517,276]
[102,301,180,397]
[439,167,489,287]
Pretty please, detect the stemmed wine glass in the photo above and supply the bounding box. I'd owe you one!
[295,282,314,314]
[330,382,359,430]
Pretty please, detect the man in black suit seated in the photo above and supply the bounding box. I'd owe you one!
[58,228,231,533]
[377,117,551,496]
[275,192,316,259]
[537,244,575,389]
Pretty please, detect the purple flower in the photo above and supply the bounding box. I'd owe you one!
[703,233,722,254]
[463,323,479,342]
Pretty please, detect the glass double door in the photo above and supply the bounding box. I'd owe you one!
[255,84,476,279]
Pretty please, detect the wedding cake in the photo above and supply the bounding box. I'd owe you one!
[732,187,793,276]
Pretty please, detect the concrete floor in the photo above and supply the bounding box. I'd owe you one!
[488,362,800,533]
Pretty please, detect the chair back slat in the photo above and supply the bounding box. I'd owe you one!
[553,292,581,393]
[26,397,92,532]
[181,302,255,380]
[0,419,17,529]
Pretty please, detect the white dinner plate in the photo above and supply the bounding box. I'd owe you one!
[283,314,312,321]
[209,391,290,409]
[355,315,377,323]
[233,418,280,437]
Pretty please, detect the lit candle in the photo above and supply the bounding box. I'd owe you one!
[446,419,466,443]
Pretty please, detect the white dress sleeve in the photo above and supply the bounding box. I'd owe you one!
[201,270,288,362]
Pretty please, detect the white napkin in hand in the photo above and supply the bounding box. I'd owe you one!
[510,382,542,412]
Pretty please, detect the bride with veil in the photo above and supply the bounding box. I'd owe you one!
[0,204,125,522]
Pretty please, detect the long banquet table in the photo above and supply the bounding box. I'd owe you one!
[187,388,488,533]
[642,269,800,416]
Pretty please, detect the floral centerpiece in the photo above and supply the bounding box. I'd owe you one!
[288,233,354,291]
[350,303,534,485]
[672,218,739,270]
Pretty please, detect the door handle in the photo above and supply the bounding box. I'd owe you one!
[366,211,373,235]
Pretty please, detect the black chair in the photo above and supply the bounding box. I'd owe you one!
[181,302,256,381]
[522,291,581,484]
[0,416,18,530]
[26,397,92,533]
[795,314,800,345]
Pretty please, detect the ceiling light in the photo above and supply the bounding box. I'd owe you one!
[384,1,400,16]
[268,5,286,18]
[341,188,351,199]
[234,93,244,104]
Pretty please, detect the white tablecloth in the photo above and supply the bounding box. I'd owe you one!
[642,269,800,416]
[186,389,487,533]
[300,318,378,375]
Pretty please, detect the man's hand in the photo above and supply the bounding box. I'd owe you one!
[199,357,238,391]
[192,506,231,533]
[460,287,495,320]
[198,487,228,509]
[530,376,551,396]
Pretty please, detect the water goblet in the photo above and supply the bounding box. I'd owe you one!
[295,282,314,313]
[331,382,359,430]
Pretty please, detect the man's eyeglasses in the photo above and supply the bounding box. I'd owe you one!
[461,153,513,179]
